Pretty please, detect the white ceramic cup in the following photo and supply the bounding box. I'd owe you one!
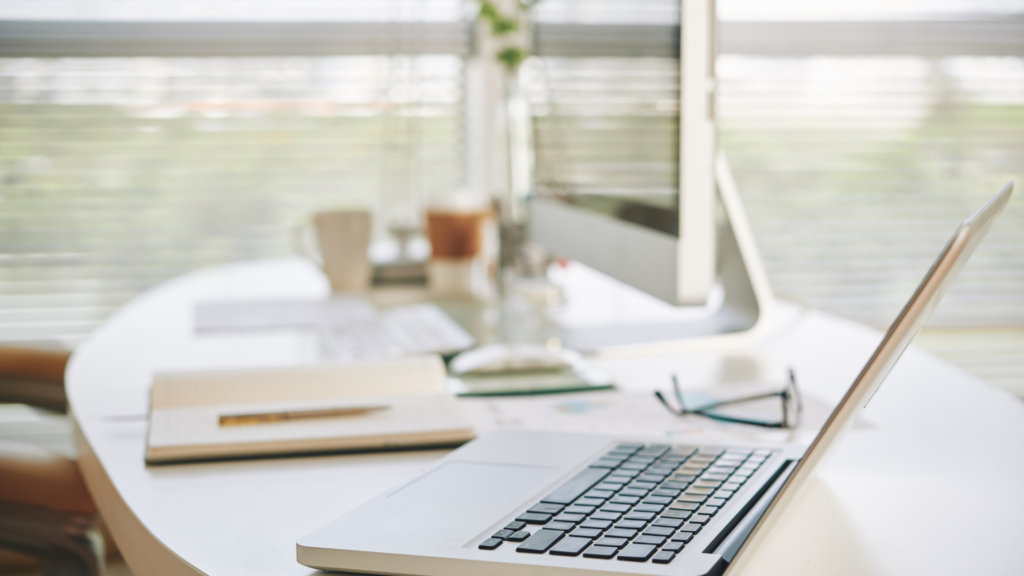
[295,210,372,294]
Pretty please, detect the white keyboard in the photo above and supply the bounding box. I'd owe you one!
[323,303,475,362]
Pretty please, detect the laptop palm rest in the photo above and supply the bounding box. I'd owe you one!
[389,461,558,507]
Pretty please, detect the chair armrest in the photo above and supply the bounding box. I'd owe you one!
[0,440,96,514]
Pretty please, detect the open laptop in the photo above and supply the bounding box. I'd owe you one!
[297,183,1013,576]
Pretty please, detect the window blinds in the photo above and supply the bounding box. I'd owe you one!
[0,54,465,343]
[0,1,1022,394]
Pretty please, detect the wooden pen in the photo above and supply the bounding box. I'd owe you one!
[219,405,390,427]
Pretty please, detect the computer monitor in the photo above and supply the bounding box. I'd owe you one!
[528,0,718,307]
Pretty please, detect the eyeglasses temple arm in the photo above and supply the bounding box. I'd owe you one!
[654,390,681,416]
[671,374,687,412]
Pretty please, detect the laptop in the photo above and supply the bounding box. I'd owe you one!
[297,183,1013,576]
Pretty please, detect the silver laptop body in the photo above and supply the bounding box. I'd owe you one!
[297,183,1013,576]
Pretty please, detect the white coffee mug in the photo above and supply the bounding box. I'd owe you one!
[295,210,372,294]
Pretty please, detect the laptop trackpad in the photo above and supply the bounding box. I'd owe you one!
[389,461,557,507]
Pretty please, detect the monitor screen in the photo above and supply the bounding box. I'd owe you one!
[528,0,717,306]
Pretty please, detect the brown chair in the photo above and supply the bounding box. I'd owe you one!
[0,346,106,576]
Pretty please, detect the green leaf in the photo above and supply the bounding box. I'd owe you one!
[497,46,527,70]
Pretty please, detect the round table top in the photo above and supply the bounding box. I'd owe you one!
[67,258,1024,576]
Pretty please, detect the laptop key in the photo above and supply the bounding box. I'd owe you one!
[663,541,685,552]
[507,530,530,542]
[689,515,710,524]
[583,489,614,500]
[652,517,684,528]
[619,462,648,470]
[694,480,721,488]
[670,532,693,543]
[639,445,670,456]
[516,529,564,553]
[662,510,691,519]
[575,498,605,507]
[698,505,719,516]
[550,536,591,557]
[581,519,613,530]
[624,511,655,521]
[492,529,514,539]
[528,503,563,515]
[601,503,631,513]
[516,513,552,524]
[642,526,674,537]
[651,489,681,497]
[565,505,596,515]
[583,546,618,559]
[553,513,585,523]
[479,538,502,550]
[611,496,640,505]
[701,473,730,481]
[595,482,625,491]
[594,537,628,548]
[678,522,702,533]
[652,550,676,564]
[568,528,602,539]
[546,521,575,531]
[686,487,715,495]
[504,521,526,531]
[605,528,638,539]
[635,535,665,546]
[541,468,609,505]
[591,459,624,469]
[707,498,727,507]
[661,481,689,489]
[614,520,647,530]
[677,494,706,503]
[635,504,665,513]
[642,497,672,505]
[617,543,657,562]
[590,511,621,521]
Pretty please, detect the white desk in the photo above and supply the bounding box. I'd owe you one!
[67,259,1024,576]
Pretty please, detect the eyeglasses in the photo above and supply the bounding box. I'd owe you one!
[654,368,802,429]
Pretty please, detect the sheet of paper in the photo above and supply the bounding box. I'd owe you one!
[460,386,843,446]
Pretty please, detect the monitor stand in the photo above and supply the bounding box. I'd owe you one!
[547,152,774,356]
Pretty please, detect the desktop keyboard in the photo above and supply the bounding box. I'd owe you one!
[324,303,475,362]
[477,443,772,564]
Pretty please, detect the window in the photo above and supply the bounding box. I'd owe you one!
[0,2,470,343]
[1,0,1022,395]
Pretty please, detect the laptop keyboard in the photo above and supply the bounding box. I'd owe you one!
[477,443,772,564]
